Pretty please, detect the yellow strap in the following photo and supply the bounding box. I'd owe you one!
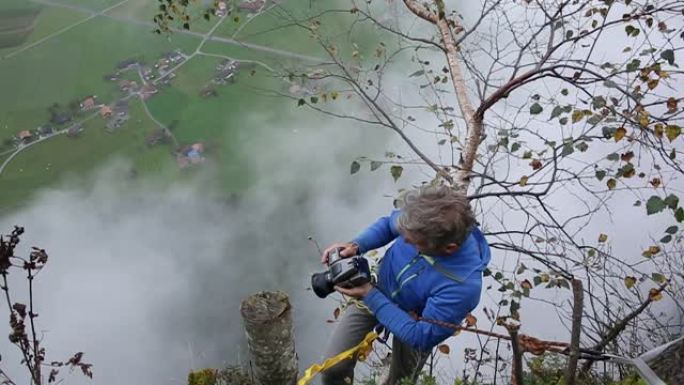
[297,331,378,385]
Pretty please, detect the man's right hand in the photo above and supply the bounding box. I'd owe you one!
[321,242,359,265]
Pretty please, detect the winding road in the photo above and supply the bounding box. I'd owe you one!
[0,0,329,176]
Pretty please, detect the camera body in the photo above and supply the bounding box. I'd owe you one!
[311,247,371,298]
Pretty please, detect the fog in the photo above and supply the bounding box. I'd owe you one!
[0,112,408,385]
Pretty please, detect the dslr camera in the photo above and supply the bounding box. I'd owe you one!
[311,247,371,298]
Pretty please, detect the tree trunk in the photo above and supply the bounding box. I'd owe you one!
[564,279,584,385]
[506,325,524,385]
[240,291,298,385]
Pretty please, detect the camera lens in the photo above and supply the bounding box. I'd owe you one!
[311,272,335,298]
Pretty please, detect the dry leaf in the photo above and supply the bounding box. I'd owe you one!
[437,344,450,354]
[465,314,477,327]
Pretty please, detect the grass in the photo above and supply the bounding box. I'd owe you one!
[0,5,89,56]
[0,0,386,212]
[106,0,216,34]
[48,0,124,12]
[0,15,201,140]
[0,99,177,212]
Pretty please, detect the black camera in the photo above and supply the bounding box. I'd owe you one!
[311,247,372,298]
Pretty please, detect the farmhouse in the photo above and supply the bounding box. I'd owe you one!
[80,96,97,110]
[100,105,113,119]
[50,112,72,125]
[17,130,33,143]
[238,0,265,12]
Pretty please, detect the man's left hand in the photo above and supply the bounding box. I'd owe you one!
[335,282,374,299]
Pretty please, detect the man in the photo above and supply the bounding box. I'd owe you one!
[320,185,491,385]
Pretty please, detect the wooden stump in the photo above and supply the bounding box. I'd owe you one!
[240,291,298,385]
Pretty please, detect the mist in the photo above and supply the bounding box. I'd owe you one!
[0,110,409,385]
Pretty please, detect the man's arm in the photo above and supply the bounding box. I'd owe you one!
[362,282,480,351]
[351,210,402,254]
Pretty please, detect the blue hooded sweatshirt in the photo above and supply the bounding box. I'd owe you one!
[353,210,491,351]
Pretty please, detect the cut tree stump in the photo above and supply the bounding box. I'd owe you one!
[240,291,298,385]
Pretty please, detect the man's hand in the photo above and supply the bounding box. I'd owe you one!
[321,242,359,265]
[334,282,373,299]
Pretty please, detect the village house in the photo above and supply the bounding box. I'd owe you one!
[103,73,119,81]
[215,0,228,16]
[118,79,139,93]
[144,129,170,147]
[238,0,265,12]
[199,86,218,98]
[142,67,155,81]
[80,96,97,111]
[165,50,185,63]
[17,130,33,144]
[66,124,83,138]
[99,105,113,119]
[212,59,240,85]
[37,125,54,136]
[176,142,205,169]
[117,58,139,71]
[113,99,129,116]
[141,84,158,100]
[50,112,72,125]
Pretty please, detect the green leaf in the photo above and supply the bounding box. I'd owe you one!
[559,117,569,125]
[665,225,678,234]
[571,110,585,123]
[533,276,542,286]
[511,142,521,152]
[624,276,637,289]
[297,99,306,106]
[666,125,681,142]
[575,142,589,152]
[660,235,672,243]
[595,170,606,181]
[625,25,640,37]
[409,70,425,77]
[370,161,382,171]
[606,153,619,161]
[651,273,667,284]
[550,106,564,119]
[660,49,675,65]
[390,165,403,182]
[561,89,569,96]
[530,103,543,115]
[607,178,617,190]
[676,207,684,222]
[310,96,319,104]
[646,196,667,215]
[664,194,679,209]
[592,96,607,109]
[350,161,360,175]
[626,59,641,72]
[561,143,574,157]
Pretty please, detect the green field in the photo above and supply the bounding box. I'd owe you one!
[0,16,200,140]
[0,0,382,213]
[50,0,124,12]
[0,5,89,56]
[0,99,178,213]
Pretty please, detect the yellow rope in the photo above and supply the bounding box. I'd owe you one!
[297,331,378,385]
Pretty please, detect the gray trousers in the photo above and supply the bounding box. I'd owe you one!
[321,305,429,385]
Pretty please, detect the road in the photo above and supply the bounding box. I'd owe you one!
[0,0,327,176]
[13,0,331,64]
